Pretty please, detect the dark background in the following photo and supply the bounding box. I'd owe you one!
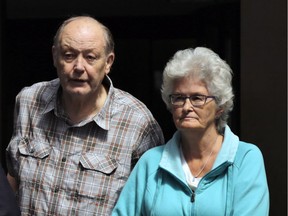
[0,0,286,215]
[2,3,241,142]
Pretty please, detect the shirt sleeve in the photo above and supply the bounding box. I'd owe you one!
[232,144,270,216]
[131,117,164,168]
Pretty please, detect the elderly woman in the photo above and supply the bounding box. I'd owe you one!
[112,47,269,215]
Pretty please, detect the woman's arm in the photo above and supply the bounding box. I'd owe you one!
[233,144,269,216]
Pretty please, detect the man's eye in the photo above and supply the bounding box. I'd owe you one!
[63,53,75,61]
[86,55,96,62]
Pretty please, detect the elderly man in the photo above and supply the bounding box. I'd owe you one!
[6,16,164,215]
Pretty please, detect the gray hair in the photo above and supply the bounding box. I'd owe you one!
[161,47,234,133]
[53,15,114,55]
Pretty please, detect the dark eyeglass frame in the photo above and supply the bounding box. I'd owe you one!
[169,94,217,107]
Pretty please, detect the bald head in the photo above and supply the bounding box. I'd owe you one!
[53,16,114,55]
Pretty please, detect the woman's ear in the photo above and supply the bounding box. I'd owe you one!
[216,108,224,119]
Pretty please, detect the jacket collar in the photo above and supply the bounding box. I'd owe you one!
[159,125,239,181]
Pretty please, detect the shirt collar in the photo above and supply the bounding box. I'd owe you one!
[91,75,114,130]
[41,76,114,131]
[41,78,61,115]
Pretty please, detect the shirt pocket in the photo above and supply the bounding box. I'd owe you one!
[17,137,51,182]
[79,153,118,175]
[77,153,119,202]
[18,137,51,159]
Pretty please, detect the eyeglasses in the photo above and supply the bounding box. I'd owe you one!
[169,94,216,107]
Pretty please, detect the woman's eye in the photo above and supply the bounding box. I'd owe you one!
[175,96,185,101]
[192,96,204,101]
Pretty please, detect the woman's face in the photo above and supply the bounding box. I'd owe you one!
[171,77,221,133]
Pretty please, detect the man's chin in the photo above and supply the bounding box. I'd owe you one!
[64,88,88,97]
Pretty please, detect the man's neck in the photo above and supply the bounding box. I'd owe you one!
[61,85,108,124]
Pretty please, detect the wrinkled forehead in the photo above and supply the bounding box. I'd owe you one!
[58,19,106,50]
[60,19,104,41]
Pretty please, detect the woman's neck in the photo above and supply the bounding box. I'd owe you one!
[180,127,220,159]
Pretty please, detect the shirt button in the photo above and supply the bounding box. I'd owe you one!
[54,187,59,193]
[62,157,66,162]
[23,137,29,144]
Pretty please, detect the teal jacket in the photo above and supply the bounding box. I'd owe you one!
[112,126,269,216]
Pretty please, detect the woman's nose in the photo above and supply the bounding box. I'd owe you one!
[182,98,194,111]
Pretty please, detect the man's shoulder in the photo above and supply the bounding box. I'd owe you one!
[20,78,59,92]
[112,88,152,115]
[18,79,59,98]
[16,79,60,110]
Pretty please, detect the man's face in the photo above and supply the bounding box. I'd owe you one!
[52,19,114,99]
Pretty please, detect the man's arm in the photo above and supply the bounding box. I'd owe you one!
[7,173,18,192]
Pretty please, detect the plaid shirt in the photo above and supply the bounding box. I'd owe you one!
[6,76,164,216]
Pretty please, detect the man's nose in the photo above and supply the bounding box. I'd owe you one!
[74,56,85,71]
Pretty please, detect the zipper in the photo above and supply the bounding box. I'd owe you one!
[191,189,195,202]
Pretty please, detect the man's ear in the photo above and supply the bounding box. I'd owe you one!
[105,52,115,74]
[52,46,57,67]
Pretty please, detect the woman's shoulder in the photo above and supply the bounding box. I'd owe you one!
[137,145,165,168]
[234,141,265,167]
[238,141,263,154]
[141,145,165,160]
